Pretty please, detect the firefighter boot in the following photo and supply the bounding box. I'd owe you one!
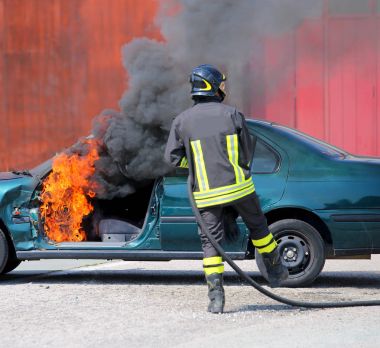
[262,247,289,288]
[206,273,225,314]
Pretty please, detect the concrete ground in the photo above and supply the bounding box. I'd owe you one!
[0,256,379,348]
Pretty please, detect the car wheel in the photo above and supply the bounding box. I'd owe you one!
[0,228,9,274]
[3,257,21,274]
[255,219,326,287]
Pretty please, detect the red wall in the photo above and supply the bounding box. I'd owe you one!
[1,1,380,172]
[252,4,380,156]
[0,0,160,170]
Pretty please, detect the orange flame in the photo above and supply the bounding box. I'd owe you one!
[40,141,99,243]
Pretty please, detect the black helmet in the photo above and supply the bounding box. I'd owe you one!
[189,64,226,100]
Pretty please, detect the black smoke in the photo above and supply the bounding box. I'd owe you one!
[88,0,322,199]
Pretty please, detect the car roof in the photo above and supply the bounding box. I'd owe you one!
[246,119,348,159]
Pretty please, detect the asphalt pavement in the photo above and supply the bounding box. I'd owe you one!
[0,256,379,348]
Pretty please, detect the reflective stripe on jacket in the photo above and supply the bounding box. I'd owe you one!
[164,102,256,208]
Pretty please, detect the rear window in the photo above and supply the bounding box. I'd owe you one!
[274,125,347,158]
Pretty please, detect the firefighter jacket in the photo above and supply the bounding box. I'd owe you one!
[164,101,256,208]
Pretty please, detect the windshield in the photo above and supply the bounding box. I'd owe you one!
[30,158,53,177]
[274,125,348,158]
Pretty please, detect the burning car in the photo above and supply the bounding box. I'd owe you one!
[1,119,380,287]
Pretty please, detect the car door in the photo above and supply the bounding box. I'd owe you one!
[159,174,248,252]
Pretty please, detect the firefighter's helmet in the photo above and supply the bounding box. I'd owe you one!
[189,64,226,100]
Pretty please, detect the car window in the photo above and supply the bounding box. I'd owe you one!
[251,138,279,174]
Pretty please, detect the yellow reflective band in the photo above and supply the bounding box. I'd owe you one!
[191,141,205,191]
[256,241,277,254]
[233,134,245,182]
[194,177,254,200]
[226,134,245,184]
[200,79,212,91]
[195,184,255,208]
[196,141,209,190]
[191,140,209,191]
[227,135,240,184]
[203,256,223,266]
[179,156,188,168]
[252,233,275,247]
[204,265,224,275]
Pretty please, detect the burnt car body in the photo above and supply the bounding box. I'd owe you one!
[1,120,380,286]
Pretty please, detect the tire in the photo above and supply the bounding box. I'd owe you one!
[0,228,9,274]
[3,257,21,274]
[255,219,326,287]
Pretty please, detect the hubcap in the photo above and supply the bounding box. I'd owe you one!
[277,233,311,275]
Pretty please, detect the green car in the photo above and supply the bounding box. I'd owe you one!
[1,120,380,287]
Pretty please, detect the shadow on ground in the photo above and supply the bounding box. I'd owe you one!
[1,269,379,289]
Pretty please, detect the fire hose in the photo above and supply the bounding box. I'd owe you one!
[187,176,380,308]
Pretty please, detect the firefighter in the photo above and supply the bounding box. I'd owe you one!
[164,64,288,313]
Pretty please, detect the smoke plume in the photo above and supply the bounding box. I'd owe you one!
[87,0,322,199]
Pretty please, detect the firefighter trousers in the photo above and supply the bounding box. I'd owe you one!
[198,192,269,258]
